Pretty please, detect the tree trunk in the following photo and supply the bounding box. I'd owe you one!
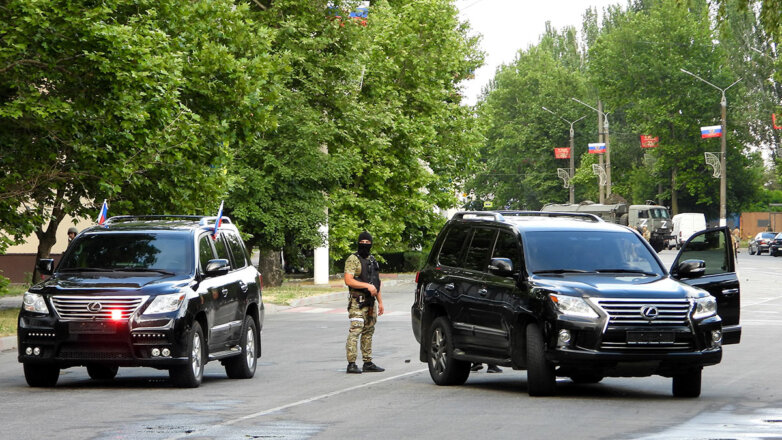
[32,202,66,282]
[258,248,284,287]
[671,167,679,215]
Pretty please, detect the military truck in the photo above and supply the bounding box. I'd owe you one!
[541,202,674,252]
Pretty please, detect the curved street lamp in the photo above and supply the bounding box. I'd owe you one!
[542,106,586,204]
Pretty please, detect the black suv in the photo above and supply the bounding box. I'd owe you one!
[412,211,741,397]
[18,215,264,388]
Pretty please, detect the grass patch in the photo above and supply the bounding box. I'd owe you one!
[263,283,344,306]
[0,308,18,337]
[0,284,28,298]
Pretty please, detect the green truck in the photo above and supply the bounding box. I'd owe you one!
[541,202,674,252]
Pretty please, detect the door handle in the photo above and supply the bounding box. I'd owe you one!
[221,288,229,297]
[444,283,455,291]
[721,288,739,296]
[239,281,248,293]
[478,288,488,296]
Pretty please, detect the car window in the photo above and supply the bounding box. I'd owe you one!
[224,232,248,269]
[761,232,776,239]
[214,234,231,263]
[462,228,497,272]
[198,234,215,272]
[60,232,192,274]
[523,230,662,275]
[492,230,521,269]
[678,229,729,275]
[438,225,470,267]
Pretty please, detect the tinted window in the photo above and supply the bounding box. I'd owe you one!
[679,229,729,276]
[492,231,521,269]
[225,232,248,268]
[462,228,497,272]
[524,230,662,275]
[60,233,193,274]
[198,235,215,272]
[438,225,470,267]
[214,234,231,263]
[651,208,669,219]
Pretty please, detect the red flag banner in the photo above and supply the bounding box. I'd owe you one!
[773,113,782,130]
[554,147,570,159]
[640,135,659,148]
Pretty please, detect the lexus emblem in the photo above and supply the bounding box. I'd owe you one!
[87,302,103,312]
[640,305,659,320]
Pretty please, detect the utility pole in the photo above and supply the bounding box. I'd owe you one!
[597,102,605,203]
[573,98,611,203]
[542,107,586,204]
[680,68,742,227]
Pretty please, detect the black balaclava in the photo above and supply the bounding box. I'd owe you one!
[357,231,372,258]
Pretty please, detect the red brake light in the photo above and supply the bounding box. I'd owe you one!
[415,272,420,283]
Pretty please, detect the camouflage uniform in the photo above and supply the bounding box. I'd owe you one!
[345,254,376,363]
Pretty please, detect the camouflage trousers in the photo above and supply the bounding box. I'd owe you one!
[346,296,376,363]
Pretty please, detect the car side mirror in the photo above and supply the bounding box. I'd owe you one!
[205,259,230,277]
[675,259,705,279]
[37,259,54,276]
[488,258,514,277]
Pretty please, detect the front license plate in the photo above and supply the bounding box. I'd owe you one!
[626,331,674,345]
[69,322,116,334]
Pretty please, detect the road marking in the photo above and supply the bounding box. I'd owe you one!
[163,368,428,440]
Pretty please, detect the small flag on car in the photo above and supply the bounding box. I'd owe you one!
[97,200,108,225]
[212,201,224,240]
[701,125,722,138]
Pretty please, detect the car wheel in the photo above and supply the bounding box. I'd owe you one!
[526,323,556,396]
[427,316,470,386]
[225,316,258,379]
[23,363,59,387]
[749,246,756,255]
[170,322,204,388]
[87,364,118,380]
[672,368,701,398]
[570,374,603,384]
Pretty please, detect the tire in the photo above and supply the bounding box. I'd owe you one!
[225,316,258,379]
[526,323,556,396]
[87,364,118,380]
[570,374,603,384]
[672,369,702,398]
[170,322,205,388]
[749,246,756,255]
[427,316,471,386]
[23,363,59,387]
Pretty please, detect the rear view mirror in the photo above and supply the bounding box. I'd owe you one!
[488,258,514,277]
[205,259,230,277]
[37,259,54,276]
[675,259,705,279]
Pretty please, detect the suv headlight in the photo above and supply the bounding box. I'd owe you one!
[549,294,598,319]
[143,293,186,315]
[692,296,717,319]
[23,292,50,314]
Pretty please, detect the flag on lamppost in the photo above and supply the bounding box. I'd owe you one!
[640,135,659,148]
[588,143,606,154]
[554,147,570,159]
[773,113,782,130]
[701,125,722,138]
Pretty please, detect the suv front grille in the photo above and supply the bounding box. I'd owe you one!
[594,298,691,326]
[51,295,147,321]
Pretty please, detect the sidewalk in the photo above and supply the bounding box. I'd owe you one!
[0,274,415,352]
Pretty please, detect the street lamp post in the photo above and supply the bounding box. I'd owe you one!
[680,68,742,227]
[572,98,611,199]
[542,106,586,204]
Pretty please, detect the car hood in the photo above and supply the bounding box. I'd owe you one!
[33,272,192,295]
[530,273,705,299]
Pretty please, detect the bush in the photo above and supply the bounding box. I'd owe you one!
[0,273,8,295]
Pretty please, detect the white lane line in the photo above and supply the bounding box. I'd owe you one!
[163,368,428,440]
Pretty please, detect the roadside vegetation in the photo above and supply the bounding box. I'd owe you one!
[0,309,18,337]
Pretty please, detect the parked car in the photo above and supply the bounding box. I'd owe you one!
[412,211,741,397]
[18,215,264,388]
[748,231,777,255]
[671,213,707,250]
[769,232,782,257]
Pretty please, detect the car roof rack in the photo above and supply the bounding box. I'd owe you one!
[451,211,506,222]
[497,211,603,222]
[103,215,233,226]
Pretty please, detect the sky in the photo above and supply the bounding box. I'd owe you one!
[456,0,621,106]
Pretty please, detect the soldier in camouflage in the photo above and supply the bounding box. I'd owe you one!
[344,231,385,374]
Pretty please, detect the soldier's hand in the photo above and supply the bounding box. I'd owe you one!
[367,284,377,295]
[377,303,384,316]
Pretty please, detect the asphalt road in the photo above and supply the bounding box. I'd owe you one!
[1,250,781,440]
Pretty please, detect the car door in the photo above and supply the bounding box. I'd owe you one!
[670,226,741,344]
[429,224,473,346]
[456,226,499,354]
[478,228,522,356]
[223,230,257,343]
[196,233,232,350]
[210,233,243,351]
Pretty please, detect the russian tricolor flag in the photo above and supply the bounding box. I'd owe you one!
[96,200,108,225]
[701,125,722,138]
[588,143,606,154]
[212,201,224,239]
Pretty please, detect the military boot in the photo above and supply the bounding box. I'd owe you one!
[346,362,361,374]
[362,361,385,372]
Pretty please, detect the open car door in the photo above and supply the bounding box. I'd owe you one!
[670,226,741,345]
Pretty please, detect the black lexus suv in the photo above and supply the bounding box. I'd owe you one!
[412,211,741,397]
[18,215,264,388]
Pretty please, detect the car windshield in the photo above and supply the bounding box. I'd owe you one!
[59,233,192,274]
[523,230,663,275]
[650,208,669,219]
[761,232,776,239]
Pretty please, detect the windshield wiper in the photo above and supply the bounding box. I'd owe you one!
[594,269,659,276]
[533,269,590,274]
[58,267,111,272]
[116,268,176,275]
